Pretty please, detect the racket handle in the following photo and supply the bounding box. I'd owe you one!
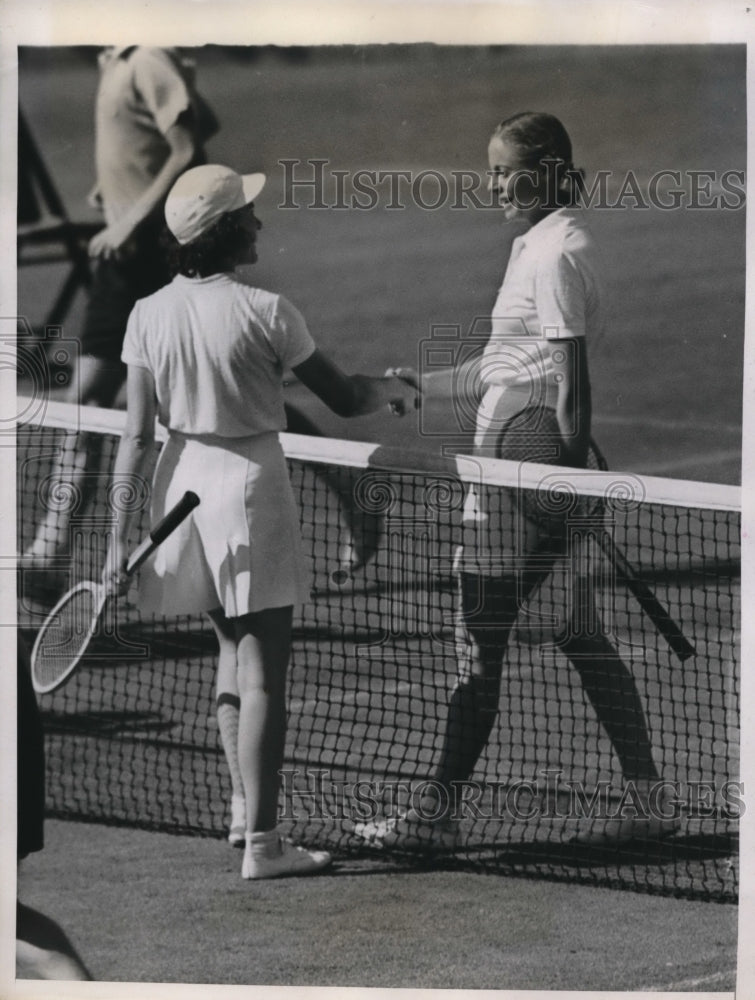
[598,534,696,662]
[150,491,200,544]
[126,491,200,575]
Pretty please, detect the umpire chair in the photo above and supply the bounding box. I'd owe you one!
[17,110,102,328]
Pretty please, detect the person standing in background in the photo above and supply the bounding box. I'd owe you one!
[22,46,215,567]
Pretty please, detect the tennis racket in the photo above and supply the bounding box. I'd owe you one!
[587,439,696,663]
[496,406,696,663]
[30,490,200,694]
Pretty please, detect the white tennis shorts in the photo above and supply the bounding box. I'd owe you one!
[137,431,310,617]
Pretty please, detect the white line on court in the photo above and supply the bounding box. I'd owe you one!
[597,414,741,434]
[289,680,416,715]
[634,448,742,476]
[642,968,736,992]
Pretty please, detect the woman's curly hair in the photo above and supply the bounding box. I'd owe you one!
[162,207,253,278]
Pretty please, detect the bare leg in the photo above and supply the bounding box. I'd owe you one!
[284,404,382,571]
[432,563,660,805]
[562,628,660,783]
[562,570,679,842]
[207,606,332,878]
[428,574,522,811]
[211,606,293,833]
[22,356,125,564]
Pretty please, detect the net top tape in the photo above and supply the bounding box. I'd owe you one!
[17,394,741,514]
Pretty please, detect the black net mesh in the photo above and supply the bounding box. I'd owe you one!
[17,403,740,902]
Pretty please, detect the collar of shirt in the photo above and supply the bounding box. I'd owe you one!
[513,206,586,254]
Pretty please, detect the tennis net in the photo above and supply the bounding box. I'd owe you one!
[16,394,740,902]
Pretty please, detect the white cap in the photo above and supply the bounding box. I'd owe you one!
[165,164,266,245]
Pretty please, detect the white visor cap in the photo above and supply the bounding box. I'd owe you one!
[165,164,266,245]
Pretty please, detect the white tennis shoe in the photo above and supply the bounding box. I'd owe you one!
[353,810,460,851]
[241,830,332,879]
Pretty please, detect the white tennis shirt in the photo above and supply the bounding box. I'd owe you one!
[475,207,606,447]
[95,47,196,227]
[122,273,316,437]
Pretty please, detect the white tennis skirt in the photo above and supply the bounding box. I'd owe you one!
[137,431,310,618]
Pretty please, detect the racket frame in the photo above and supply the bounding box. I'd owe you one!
[30,490,200,694]
[30,581,108,694]
[585,439,696,662]
[497,407,696,663]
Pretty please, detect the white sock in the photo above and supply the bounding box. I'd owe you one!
[216,698,243,798]
[245,829,280,856]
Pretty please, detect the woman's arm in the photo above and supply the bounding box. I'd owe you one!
[550,335,592,468]
[380,354,484,407]
[292,349,419,417]
[88,121,196,260]
[103,365,157,591]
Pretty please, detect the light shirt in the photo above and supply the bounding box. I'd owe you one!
[95,47,194,225]
[457,208,606,573]
[122,274,316,437]
[475,207,605,448]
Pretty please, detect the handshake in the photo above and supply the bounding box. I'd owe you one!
[384,366,421,417]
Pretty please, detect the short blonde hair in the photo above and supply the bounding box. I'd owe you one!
[493,111,585,206]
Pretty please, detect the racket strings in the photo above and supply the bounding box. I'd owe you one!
[32,586,102,691]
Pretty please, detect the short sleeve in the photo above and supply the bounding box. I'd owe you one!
[534,249,588,340]
[131,48,192,136]
[121,302,150,369]
[269,295,317,369]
